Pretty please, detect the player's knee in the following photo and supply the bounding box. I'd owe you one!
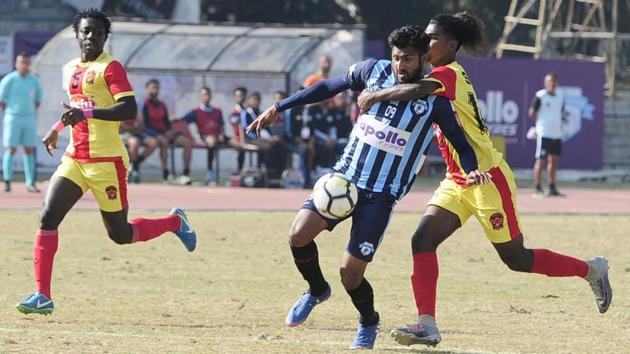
[339,266,363,290]
[39,206,61,230]
[499,249,533,273]
[288,224,314,247]
[106,228,132,245]
[411,226,440,253]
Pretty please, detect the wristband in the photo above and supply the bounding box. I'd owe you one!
[82,108,93,118]
[52,120,64,133]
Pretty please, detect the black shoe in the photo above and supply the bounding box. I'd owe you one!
[546,188,565,197]
[4,181,10,192]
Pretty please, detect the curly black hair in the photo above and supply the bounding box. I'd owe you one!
[430,11,483,53]
[387,25,431,55]
[72,8,112,37]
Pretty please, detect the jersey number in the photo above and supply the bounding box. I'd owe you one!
[384,105,397,119]
[468,92,487,134]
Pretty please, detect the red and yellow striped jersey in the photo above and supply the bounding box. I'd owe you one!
[62,52,134,162]
[424,61,502,186]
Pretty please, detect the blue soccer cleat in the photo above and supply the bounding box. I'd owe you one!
[16,292,54,315]
[170,207,197,252]
[349,315,380,350]
[285,285,331,327]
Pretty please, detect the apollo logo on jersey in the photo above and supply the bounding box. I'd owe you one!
[68,94,95,109]
[357,115,410,156]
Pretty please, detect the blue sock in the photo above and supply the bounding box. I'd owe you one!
[207,170,215,181]
[23,153,35,186]
[3,151,14,182]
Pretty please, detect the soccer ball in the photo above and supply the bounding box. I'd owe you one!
[312,172,358,219]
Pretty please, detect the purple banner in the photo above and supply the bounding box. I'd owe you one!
[458,57,605,169]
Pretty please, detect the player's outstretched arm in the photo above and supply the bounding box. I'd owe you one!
[246,76,351,136]
[357,80,441,112]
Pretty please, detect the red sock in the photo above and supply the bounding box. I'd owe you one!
[411,252,439,316]
[531,249,588,278]
[34,229,58,298]
[129,215,181,243]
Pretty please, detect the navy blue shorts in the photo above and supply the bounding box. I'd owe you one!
[302,188,397,262]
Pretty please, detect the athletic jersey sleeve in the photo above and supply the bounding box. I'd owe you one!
[34,77,42,104]
[0,75,11,103]
[431,96,478,173]
[163,105,171,131]
[424,66,457,101]
[275,59,377,112]
[531,96,541,112]
[183,109,196,124]
[104,60,134,101]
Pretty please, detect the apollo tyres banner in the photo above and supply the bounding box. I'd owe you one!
[458,57,605,169]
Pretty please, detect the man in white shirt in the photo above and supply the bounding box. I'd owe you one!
[529,72,564,197]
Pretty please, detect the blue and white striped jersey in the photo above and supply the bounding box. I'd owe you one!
[275,58,478,200]
[334,59,451,199]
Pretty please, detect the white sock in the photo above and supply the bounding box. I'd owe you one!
[419,314,436,328]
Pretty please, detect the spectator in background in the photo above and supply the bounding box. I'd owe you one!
[242,92,286,181]
[229,86,247,173]
[180,87,240,185]
[303,55,332,88]
[309,98,348,169]
[529,72,565,197]
[120,116,158,183]
[0,52,42,192]
[141,79,193,185]
[284,91,315,188]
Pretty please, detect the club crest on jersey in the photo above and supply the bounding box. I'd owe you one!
[85,70,96,85]
[412,100,428,115]
[68,94,95,109]
[105,185,118,200]
[490,212,504,230]
[359,242,375,256]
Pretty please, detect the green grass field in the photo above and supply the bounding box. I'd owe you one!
[1,210,628,353]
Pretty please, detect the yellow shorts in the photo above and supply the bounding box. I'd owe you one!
[428,160,522,244]
[52,155,129,212]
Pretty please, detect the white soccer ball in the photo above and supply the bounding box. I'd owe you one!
[312,172,358,219]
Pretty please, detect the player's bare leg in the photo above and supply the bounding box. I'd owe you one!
[285,209,331,327]
[341,253,380,349]
[23,146,39,192]
[17,177,83,315]
[493,235,612,313]
[173,135,192,185]
[546,154,563,196]
[391,205,460,347]
[101,207,196,252]
[533,158,545,197]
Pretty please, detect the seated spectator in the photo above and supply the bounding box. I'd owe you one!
[229,86,248,174]
[283,94,315,188]
[308,99,348,168]
[120,116,158,183]
[141,79,193,185]
[180,87,241,185]
[241,92,287,181]
[330,92,354,154]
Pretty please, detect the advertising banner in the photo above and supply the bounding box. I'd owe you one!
[459,57,605,169]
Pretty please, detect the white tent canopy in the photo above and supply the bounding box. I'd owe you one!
[33,20,364,173]
[35,20,365,135]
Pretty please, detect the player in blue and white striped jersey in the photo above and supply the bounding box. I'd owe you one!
[247,25,486,350]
